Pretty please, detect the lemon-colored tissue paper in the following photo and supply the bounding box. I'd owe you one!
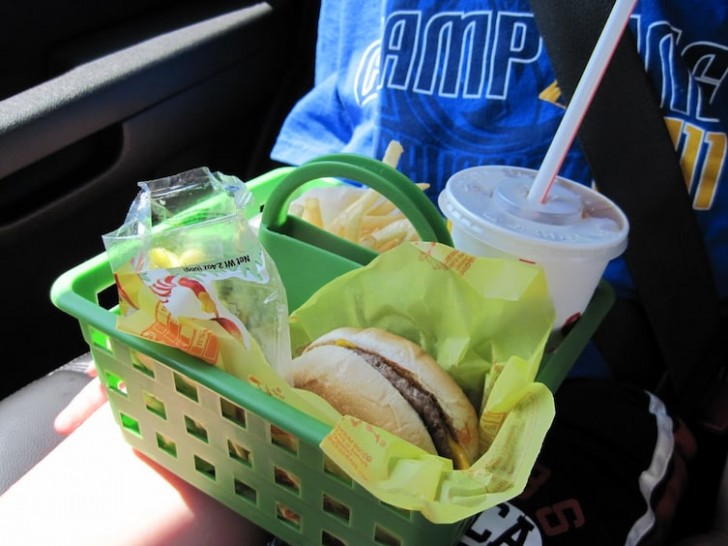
[287,242,556,523]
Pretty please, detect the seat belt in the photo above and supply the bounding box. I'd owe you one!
[529,0,727,429]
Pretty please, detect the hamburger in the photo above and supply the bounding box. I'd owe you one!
[292,327,479,469]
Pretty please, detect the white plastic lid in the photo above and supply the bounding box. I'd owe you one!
[439,166,629,260]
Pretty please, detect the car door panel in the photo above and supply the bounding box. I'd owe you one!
[0,0,319,399]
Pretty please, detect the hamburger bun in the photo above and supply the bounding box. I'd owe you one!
[292,327,478,468]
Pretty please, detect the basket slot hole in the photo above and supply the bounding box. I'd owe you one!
[275,502,301,530]
[144,392,167,419]
[270,425,298,455]
[173,373,199,402]
[322,494,350,523]
[273,466,300,495]
[119,412,140,436]
[97,282,121,311]
[105,371,127,397]
[130,351,156,377]
[194,455,216,480]
[322,530,347,546]
[88,326,113,353]
[156,432,178,457]
[323,456,352,486]
[374,525,402,546]
[233,478,257,503]
[185,416,209,443]
[220,398,247,428]
[228,440,252,466]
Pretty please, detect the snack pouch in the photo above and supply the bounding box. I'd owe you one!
[284,242,556,524]
[102,167,292,382]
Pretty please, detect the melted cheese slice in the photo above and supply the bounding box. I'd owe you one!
[448,436,471,470]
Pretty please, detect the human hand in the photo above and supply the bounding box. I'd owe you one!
[6,398,273,546]
[53,362,107,435]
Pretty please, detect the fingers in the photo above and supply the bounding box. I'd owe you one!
[53,377,107,435]
[85,360,98,378]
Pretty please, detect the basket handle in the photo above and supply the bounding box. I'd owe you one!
[259,153,453,251]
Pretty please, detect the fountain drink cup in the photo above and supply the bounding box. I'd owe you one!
[439,165,629,333]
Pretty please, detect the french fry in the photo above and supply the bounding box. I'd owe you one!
[404,222,419,242]
[360,214,402,231]
[289,202,304,218]
[330,188,382,241]
[375,238,404,253]
[366,197,397,216]
[382,140,404,168]
[351,188,384,212]
[287,141,429,253]
[301,197,324,229]
[342,204,366,242]
[360,217,412,251]
[367,182,430,216]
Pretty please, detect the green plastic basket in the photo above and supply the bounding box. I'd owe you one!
[257,153,453,311]
[51,155,614,546]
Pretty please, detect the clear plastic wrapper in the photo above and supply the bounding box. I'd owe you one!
[102,167,292,382]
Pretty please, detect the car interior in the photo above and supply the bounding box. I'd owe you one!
[0,1,724,544]
[0,0,320,492]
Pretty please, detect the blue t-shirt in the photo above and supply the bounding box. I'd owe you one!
[272,0,728,302]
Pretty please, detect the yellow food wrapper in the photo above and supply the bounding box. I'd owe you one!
[287,242,556,523]
[102,167,292,382]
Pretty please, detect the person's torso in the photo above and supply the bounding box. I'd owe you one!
[278,0,728,297]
